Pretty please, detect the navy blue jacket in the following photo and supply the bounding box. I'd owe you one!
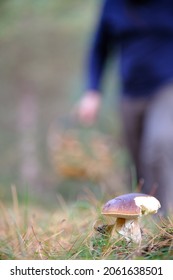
[86,0,173,98]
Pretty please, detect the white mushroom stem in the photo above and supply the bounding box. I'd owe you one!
[111,218,142,244]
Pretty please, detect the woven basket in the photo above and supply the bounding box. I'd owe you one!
[48,117,114,181]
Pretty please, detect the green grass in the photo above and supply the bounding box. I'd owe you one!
[0,187,173,260]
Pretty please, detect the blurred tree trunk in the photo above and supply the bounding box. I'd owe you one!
[17,82,40,190]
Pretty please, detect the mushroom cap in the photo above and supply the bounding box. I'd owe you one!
[102,193,161,218]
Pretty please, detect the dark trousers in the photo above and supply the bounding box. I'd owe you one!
[120,83,173,215]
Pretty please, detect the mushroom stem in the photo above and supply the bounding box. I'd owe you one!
[112,218,142,244]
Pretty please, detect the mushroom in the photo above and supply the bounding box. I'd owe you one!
[101,193,161,244]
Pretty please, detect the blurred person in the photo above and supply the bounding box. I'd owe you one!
[76,0,173,215]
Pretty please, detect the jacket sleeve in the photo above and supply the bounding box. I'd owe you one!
[85,0,114,92]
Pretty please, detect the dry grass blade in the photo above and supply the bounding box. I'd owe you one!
[11,185,20,226]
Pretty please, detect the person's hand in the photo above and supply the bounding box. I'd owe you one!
[75,91,101,125]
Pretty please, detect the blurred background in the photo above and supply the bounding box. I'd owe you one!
[0,0,128,207]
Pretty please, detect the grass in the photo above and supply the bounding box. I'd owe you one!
[0,186,173,260]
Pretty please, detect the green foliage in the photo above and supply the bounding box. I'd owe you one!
[0,0,105,201]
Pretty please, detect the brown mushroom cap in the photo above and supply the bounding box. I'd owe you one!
[102,193,161,218]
